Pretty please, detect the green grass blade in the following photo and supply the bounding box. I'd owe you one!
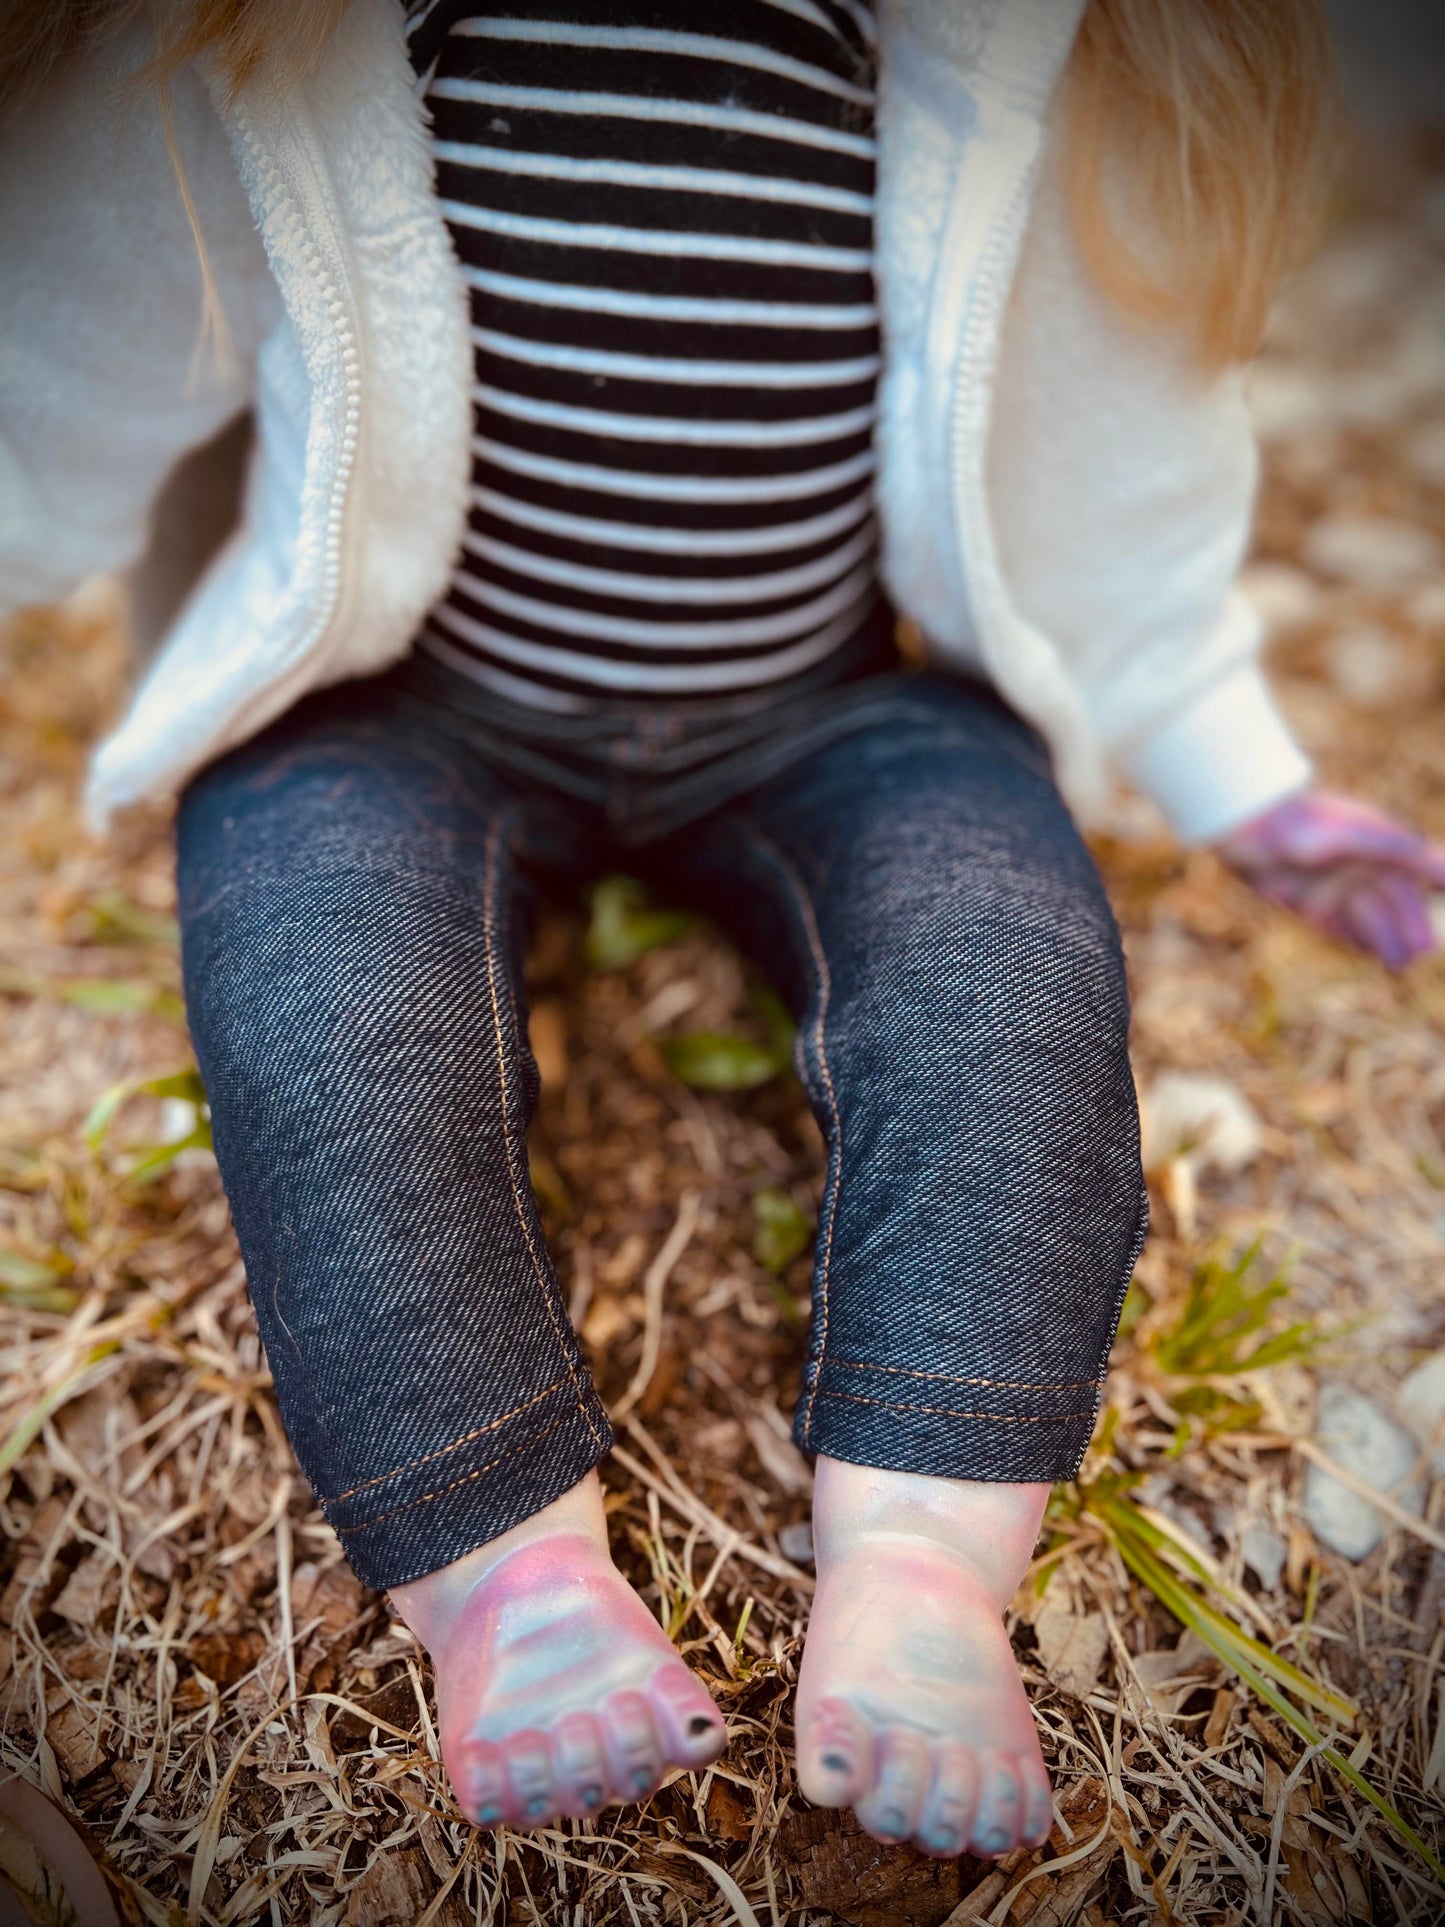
[1116,1533,1356,1722]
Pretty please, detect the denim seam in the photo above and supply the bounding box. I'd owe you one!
[740,825,840,1450]
[481,808,605,1453]
[339,1410,576,1536]
[830,1359,1103,1393]
[324,1374,570,1504]
[816,1390,1095,1424]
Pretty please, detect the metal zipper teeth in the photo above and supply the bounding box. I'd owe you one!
[231,105,363,683]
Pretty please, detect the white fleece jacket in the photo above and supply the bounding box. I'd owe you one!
[0,0,1312,841]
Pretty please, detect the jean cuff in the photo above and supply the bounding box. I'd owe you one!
[322,1380,615,1591]
[798,1362,1102,1484]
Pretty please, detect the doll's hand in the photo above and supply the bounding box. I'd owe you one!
[1218,789,1445,969]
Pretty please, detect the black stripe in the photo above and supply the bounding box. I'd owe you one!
[470,459,873,532]
[411,1,871,80]
[474,412,874,479]
[435,157,872,248]
[446,221,874,307]
[434,41,871,139]
[469,289,879,363]
[466,505,874,579]
[473,350,876,423]
[432,580,877,667]
[426,97,873,197]
[451,540,871,623]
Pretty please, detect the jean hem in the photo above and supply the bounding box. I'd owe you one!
[325,1393,615,1592]
[799,1395,1098,1487]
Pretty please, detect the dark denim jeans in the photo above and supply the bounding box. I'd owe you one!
[176,660,1147,1590]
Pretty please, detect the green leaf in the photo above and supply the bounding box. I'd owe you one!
[0,1343,120,1481]
[83,1068,212,1182]
[1152,1240,1322,1378]
[660,1032,787,1091]
[584,875,693,971]
[59,979,180,1018]
[752,1188,814,1274]
[84,1068,208,1150]
[0,1251,79,1315]
[1115,1277,1152,1342]
[81,890,180,947]
[754,985,795,1058]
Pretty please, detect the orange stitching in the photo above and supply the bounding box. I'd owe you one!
[832,1360,1103,1394]
[745,828,839,1451]
[481,810,605,1452]
[817,1389,1095,1424]
[326,1375,569,1503]
[341,1412,574,1535]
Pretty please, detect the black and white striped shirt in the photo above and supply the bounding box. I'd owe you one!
[406,0,881,711]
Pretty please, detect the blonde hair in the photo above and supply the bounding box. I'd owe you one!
[1068,0,1339,366]
[1,0,1337,367]
[0,0,350,109]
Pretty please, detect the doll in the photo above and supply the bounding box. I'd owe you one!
[2,0,1441,1861]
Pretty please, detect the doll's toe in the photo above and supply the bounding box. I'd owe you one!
[915,1739,980,1857]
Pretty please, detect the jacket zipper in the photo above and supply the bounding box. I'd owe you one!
[230,103,363,689]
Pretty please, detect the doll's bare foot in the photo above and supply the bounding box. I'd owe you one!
[796,1458,1052,1858]
[390,1471,726,1829]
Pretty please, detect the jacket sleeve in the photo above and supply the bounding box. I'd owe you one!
[986,124,1312,844]
[0,30,273,620]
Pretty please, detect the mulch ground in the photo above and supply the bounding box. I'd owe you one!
[1,151,1443,1926]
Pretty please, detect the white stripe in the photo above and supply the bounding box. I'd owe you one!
[829,0,878,48]
[473,483,874,556]
[433,142,872,216]
[475,385,874,449]
[439,198,871,272]
[462,520,876,604]
[463,264,876,328]
[450,561,876,649]
[405,0,449,34]
[417,637,593,713]
[478,439,875,503]
[451,20,873,108]
[755,0,850,41]
[474,326,880,390]
[425,602,870,694]
[428,80,875,160]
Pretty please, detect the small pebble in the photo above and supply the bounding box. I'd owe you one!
[1301,514,1440,593]
[778,1521,815,1567]
[1303,1384,1424,1562]
[1240,1521,1288,1593]
[1323,627,1413,708]
[1398,1351,1445,1476]
[1238,561,1322,636]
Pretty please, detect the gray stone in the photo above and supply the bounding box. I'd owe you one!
[1398,1350,1445,1476]
[1303,1383,1424,1561]
[778,1520,814,1568]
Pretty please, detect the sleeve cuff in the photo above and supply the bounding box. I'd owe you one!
[1118,661,1313,844]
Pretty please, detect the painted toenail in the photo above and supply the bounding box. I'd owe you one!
[633,1768,654,1791]
[878,1808,906,1837]
[476,1805,501,1826]
[979,1826,1011,1855]
[525,1797,549,1820]
[929,1827,957,1853]
[821,1752,850,1773]
[580,1785,603,1810]
[687,1714,715,1737]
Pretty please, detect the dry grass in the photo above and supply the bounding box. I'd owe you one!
[2,158,1445,1927]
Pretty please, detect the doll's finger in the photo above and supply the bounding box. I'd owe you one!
[1396,837,1445,891]
[1370,871,1437,961]
[1341,880,1417,970]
